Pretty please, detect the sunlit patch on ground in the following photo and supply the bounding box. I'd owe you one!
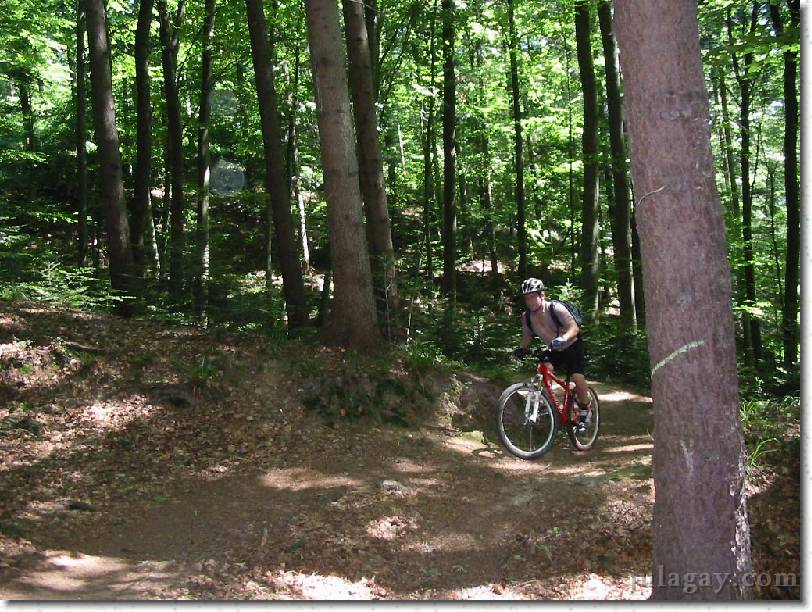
[258,468,362,491]
[2,550,179,599]
[265,570,377,599]
[366,515,417,540]
[402,532,482,554]
[575,573,651,600]
[596,389,652,404]
[602,443,654,454]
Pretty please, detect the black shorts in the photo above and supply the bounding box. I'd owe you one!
[548,337,586,378]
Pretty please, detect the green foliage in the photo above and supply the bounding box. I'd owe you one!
[291,349,434,426]
[0,261,122,309]
[400,339,455,373]
[740,394,800,469]
[586,321,651,389]
[174,352,226,387]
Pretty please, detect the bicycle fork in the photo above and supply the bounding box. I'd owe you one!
[524,388,543,424]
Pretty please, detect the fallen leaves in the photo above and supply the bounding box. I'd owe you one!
[0,300,800,601]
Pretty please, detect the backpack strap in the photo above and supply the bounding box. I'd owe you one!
[549,300,581,339]
[549,301,564,334]
[523,309,537,338]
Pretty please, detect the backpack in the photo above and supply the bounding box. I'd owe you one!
[523,300,583,339]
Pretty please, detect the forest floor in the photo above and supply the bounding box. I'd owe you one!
[0,300,800,600]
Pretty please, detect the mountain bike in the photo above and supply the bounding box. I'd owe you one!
[496,346,600,459]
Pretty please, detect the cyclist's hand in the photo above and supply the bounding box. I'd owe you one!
[511,347,527,359]
[551,336,567,351]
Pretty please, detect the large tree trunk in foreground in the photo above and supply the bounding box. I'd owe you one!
[343,0,399,333]
[84,0,135,299]
[575,0,600,317]
[246,0,308,327]
[615,0,751,599]
[305,0,380,349]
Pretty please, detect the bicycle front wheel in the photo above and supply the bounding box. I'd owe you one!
[567,386,600,451]
[496,383,557,459]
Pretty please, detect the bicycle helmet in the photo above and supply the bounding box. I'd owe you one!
[521,277,545,294]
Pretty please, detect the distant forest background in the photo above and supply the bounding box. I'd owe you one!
[0,0,799,398]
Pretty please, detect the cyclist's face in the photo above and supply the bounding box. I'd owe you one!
[523,291,543,311]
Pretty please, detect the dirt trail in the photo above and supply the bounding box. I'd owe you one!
[0,302,798,600]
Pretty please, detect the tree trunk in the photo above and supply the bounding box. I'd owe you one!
[158,143,171,283]
[18,79,37,151]
[157,0,186,302]
[598,0,635,329]
[133,0,153,278]
[561,20,578,274]
[630,204,645,323]
[709,77,731,200]
[305,0,380,349]
[714,67,740,218]
[713,64,747,349]
[365,0,380,96]
[343,0,399,331]
[507,0,526,280]
[728,6,761,362]
[194,0,215,319]
[84,0,135,300]
[422,99,434,280]
[479,148,498,291]
[441,0,456,301]
[316,268,332,327]
[765,164,784,323]
[457,170,468,258]
[246,0,308,327]
[614,0,752,599]
[423,0,438,281]
[76,1,89,267]
[575,0,600,316]
[770,0,800,368]
[157,143,171,281]
[476,37,498,291]
[144,195,160,278]
[285,48,310,272]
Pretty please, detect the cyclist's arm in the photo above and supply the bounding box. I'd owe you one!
[553,303,579,342]
[519,314,534,349]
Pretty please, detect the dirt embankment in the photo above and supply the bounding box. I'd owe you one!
[0,301,799,600]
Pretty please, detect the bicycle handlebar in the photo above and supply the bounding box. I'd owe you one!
[513,346,554,360]
[532,346,554,360]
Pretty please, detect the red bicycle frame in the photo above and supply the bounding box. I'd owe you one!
[536,359,577,426]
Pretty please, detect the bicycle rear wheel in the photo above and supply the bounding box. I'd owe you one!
[567,386,600,451]
[496,383,557,459]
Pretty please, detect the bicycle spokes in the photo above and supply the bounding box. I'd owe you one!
[497,384,557,459]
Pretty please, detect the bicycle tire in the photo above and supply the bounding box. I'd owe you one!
[567,386,600,451]
[496,383,558,459]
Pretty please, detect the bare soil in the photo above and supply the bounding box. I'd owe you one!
[0,301,799,600]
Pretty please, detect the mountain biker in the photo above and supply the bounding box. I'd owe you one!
[511,277,593,431]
